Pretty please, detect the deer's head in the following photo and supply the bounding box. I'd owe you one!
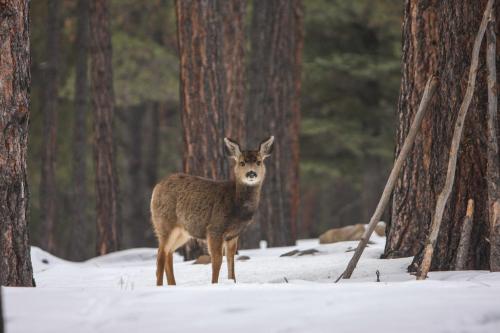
[224,136,274,186]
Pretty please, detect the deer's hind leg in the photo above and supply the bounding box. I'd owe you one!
[156,238,167,286]
[163,227,190,286]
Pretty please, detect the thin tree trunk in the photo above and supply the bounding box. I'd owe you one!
[175,0,246,260]
[0,0,34,287]
[90,0,119,255]
[70,0,90,261]
[486,9,500,271]
[455,199,475,270]
[299,188,318,238]
[242,0,303,248]
[40,0,60,253]
[417,0,493,280]
[125,105,147,247]
[145,103,160,190]
[384,0,499,272]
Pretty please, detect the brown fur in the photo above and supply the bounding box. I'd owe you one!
[151,137,274,285]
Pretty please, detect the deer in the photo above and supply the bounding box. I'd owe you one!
[151,136,274,285]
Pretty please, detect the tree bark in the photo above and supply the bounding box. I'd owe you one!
[40,0,60,253]
[70,0,90,261]
[242,0,303,248]
[90,0,119,255]
[175,0,246,259]
[486,9,500,271]
[0,0,34,286]
[384,0,500,272]
[416,0,493,280]
[221,0,246,143]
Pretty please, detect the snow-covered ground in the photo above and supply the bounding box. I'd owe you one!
[3,234,500,333]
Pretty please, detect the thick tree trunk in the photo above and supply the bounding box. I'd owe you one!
[70,0,90,261]
[384,0,500,271]
[0,0,34,286]
[175,0,246,260]
[221,0,246,143]
[486,10,500,271]
[40,0,60,253]
[90,0,119,255]
[242,0,303,248]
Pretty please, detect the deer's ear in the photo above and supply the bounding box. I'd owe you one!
[224,137,242,160]
[259,136,274,159]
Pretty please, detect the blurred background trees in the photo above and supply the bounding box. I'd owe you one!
[299,0,401,238]
[27,0,402,260]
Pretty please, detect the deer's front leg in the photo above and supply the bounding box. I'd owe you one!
[207,234,223,284]
[225,237,238,282]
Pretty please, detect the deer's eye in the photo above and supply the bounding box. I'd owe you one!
[256,161,261,166]
[240,161,245,167]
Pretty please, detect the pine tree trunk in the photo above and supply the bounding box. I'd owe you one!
[175,0,247,259]
[221,0,246,143]
[70,0,90,261]
[40,0,60,253]
[384,0,500,271]
[90,0,119,255]
[242,0,303,248]
[0,0,34,287]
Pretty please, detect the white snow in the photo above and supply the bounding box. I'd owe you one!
[3,234,500,333]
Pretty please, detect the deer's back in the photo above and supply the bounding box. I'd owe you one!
[151,173,233,239]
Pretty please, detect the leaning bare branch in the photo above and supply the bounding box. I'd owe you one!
[336,74,438,281]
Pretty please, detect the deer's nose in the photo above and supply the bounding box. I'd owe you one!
[246,171,257,179]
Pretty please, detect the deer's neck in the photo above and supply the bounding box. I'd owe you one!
[233,182,262,221]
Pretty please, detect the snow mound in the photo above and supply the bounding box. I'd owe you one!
[30,246,74,273]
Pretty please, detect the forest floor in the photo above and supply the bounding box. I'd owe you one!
[3,234,500,333]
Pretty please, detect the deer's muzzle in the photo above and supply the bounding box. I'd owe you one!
[246,171,257,179]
